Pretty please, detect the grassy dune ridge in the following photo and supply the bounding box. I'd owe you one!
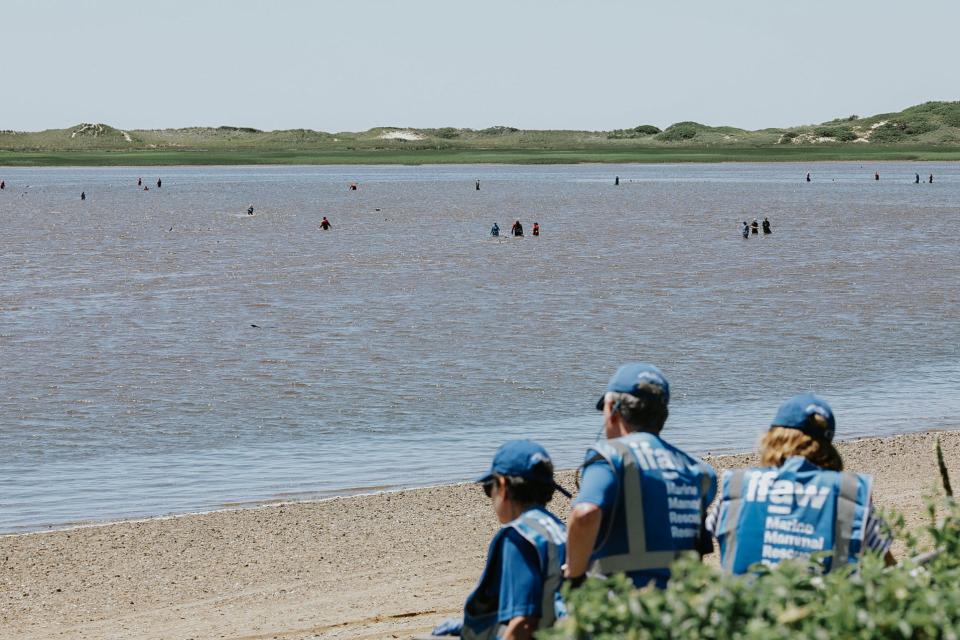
[2,101,960,165]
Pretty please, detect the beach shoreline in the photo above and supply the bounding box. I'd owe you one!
[2,429,958,639]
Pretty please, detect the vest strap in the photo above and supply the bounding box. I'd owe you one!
[831,471,860,571]
[721,469,747,573]
[592,439,682,574]
[511,514,562,628]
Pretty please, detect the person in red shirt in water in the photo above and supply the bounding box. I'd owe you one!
[532,222,540,236]
[320,217,332,230]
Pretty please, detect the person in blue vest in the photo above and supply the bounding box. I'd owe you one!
[708,393,894,574]
[564,363,717,590]
[491,223,500,237]
[432,440,569,640]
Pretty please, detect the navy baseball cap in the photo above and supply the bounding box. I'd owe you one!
[477,440,572,498]
[596,363,671,411]
[771,393,836,442]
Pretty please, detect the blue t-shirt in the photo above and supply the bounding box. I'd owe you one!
[477,527,543,622]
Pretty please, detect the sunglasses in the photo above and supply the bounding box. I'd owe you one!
[482,478,497,498]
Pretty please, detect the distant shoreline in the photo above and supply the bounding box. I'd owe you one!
[3,146,960,167]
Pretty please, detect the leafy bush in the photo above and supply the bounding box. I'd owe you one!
[872,119,939,142]
[435,127,460,139]
[779,131,799,144]
[656,122,701,142]
[479,126,519,135]
[814,126,858,141]
[216,126,261,133]
[634,125,662,135]
[545,445,959,640]
[607,125,662,139]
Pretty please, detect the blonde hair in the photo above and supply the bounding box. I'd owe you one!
[759,425,843,471]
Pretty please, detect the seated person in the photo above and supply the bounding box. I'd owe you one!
[708,393,894,574]
[433,440,569,640]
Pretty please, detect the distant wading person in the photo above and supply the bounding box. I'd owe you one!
[511,220,524,237]
[137,177,142,187]
[247,205,255,216]
[707,393,894,574]
[476,179,481,191]
[751,219,759,235]
[930,173,934,183]
[320,217,331,230]
[762,217,771,234]
[491,222,500,237]
[615,176,620,186]
[80,191,86,200]
[916,173,921,184]
[806,172,811,182]
[432,440,569,640]
[565,363,717,590]
[1,180,5,190]
[875,171,880,181]
[532,222,540,237]
[157,178,162,188]
[742,221,750,239]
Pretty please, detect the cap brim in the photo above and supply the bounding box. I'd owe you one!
[476,472,494,483]
[595,395,605,411]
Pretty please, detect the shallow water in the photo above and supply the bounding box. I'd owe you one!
[1,163,958,532]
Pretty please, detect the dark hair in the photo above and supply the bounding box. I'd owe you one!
[610,387,669,433]
[500,460,556,505]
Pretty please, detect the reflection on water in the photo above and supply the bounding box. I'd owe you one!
[1,163,958,532]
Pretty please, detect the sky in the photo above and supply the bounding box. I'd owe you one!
[3,0,959,132]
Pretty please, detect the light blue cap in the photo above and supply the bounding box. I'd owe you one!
[771,393,836,442]
[596,362,670,410]
[477,440,571,498]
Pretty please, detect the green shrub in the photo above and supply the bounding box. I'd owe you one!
[479,126,519,135]
[216,126,261,134]
[545,496,960,639]
[656,122,701,142]
[814,127,857,141]
[435,127,460,139]
[607,125,662,139]
[634,125,662,135]
[779,131,799,144]
[872,119,938,142]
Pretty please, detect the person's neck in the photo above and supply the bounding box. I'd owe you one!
[503,501,538,522]
[619,426,661,438]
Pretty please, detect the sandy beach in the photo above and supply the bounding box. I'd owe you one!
[2,430,957,640]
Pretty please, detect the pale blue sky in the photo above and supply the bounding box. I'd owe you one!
[3,0,958,132]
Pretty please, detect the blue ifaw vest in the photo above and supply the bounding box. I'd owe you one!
[584,432,717,586]
[715,456,871,574]
[462,507,567,640]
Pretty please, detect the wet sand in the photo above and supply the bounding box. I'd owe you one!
[2,430,958,640]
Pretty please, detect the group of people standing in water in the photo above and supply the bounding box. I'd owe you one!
[491,220,540,238]
[431,362,894,640]
[741,217,771,238]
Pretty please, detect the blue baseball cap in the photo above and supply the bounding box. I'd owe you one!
[596,363,670,411]
[771,393,836,442]
[477,440,572,498]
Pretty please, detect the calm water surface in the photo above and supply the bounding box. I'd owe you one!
[1,163,958,532]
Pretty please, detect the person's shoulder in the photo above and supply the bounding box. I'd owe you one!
[661,438,717,476]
